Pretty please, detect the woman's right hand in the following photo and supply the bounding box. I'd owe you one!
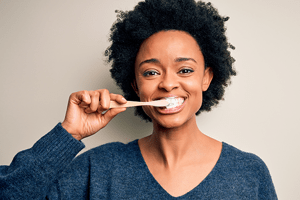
[61,89,127,140]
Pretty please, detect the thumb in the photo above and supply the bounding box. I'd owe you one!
[102,107,126,125]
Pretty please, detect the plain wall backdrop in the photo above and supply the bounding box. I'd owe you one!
[0,0,299,199]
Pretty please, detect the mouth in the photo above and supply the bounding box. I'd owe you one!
[154,96,186,114]
[163,97,185,109]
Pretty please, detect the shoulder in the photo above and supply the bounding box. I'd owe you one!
[221,142,268,170]
[74,139,139,165]
[90,139,138,157]
[217,142,278,199]
[219,142,275,187]
[59,139,139,179]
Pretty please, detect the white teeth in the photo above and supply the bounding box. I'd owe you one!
[164,97,184,109]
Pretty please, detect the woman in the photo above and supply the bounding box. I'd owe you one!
[0,0,277,199]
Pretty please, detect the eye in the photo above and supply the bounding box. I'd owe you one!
[179,68,194,74]
[143,70,159,77]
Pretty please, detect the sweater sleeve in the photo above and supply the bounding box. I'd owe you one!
[240,151,278,199]
[0,123,85,200]
[255,157,278,200]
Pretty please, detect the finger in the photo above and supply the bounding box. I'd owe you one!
[110,93,127,104]
[86,90,100,113]
[72,90,91,105]
[99,89,110,110]
[79,101,89,108]
[102,107,126,124]
[97,93,126,113]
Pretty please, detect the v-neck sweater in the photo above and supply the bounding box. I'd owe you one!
[0,123,277,199]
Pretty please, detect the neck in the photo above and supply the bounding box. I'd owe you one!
[145,115,206,169]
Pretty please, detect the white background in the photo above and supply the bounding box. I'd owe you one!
[0,0,299,199]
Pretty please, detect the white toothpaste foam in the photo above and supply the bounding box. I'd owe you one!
[165,97,184,109]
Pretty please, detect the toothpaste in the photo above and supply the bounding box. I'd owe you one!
[165,97,185,109]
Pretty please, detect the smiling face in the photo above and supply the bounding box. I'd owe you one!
[134,30,213,128]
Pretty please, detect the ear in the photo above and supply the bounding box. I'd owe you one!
[131,79,139,97]
[202,67,213,91]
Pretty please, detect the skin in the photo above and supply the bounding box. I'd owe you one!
[62,30,222,197]
[134,30,222,197]
[62,89,127,140]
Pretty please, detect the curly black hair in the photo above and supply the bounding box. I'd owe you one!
[105,0,236,122]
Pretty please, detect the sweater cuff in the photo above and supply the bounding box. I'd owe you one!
[32,123,85,172]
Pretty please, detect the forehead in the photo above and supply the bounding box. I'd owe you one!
[136,30,203,62]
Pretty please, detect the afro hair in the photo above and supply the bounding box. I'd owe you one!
[105,0,236,122]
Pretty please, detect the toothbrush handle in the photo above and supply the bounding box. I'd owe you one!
[109,101,151,108]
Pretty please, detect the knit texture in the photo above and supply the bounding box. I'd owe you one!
[0,123,277,199]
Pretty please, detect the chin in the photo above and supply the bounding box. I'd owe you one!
[144,106,197,129]
[152,114,191,129]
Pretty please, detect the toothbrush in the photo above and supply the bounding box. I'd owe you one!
[110,99,170,108]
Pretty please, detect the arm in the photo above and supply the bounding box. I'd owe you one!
[0,123,84,199]
[257,159,278,200]
[0,89,127,199]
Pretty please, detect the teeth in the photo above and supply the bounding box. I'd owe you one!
[164,97,184,109]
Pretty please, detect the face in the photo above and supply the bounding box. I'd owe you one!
[134,30,213,128]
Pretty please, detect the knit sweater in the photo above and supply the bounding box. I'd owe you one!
[0,123,277,199]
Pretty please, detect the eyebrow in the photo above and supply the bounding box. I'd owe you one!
[138,57,197,68]
[138,58,160,68]
[175,57,197,63]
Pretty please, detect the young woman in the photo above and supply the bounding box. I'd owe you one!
[0,0,277,199]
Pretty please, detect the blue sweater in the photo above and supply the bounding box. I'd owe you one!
[0,123,277,199]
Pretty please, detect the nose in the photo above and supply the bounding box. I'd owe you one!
[158,72,179,92]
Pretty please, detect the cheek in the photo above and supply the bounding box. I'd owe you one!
[182,78,204,109]
[136,82,157,119]
[137,85,151,101]
[136,78,157,101]
[139,85,156,117]
[141,106,154,120]
[183,77,203,95]
[136,80,160,120]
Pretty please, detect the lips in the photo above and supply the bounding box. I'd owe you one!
[163,97,185,109]
[155,96,186,114]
